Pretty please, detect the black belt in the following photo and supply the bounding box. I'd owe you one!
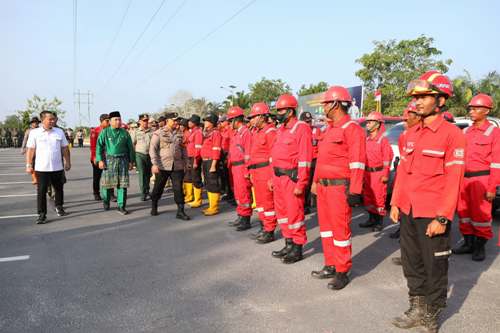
[318,178,349,186]
[465,170,490,178]
[273,167,298,182]
[248,161,270,170]
[366,166,383,172]
[232,160,245,167]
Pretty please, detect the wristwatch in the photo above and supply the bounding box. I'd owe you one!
[435,216,449,225]
[26,163,32,167]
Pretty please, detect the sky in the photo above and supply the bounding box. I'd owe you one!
[2,0,499,126]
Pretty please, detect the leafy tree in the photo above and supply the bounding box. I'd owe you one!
[355,35,452,115]
[1,115,22,129]
[17,95,65,129]
[248,77,291,105]
[297,81,329,96]
[222,90,252,112]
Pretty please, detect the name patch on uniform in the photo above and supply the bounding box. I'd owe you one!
[454,148,464,158]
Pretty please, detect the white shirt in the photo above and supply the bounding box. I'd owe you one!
[349,105,360,119]
[27,127,68,172]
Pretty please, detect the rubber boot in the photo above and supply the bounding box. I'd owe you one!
[327,272,350,290]
[452,235,475,255]
[203,192,220,216]
[272,238,293,258]
[420,303,443,333]
[472,236,487,261]
[359,213,376,228]
[372,214,384,232]
[176,204,190,220]
[391,295,425,329]
[151,200,159,216]
[189,187,203,208]
[281,243,303,264]
[249,221,263,239]
[311,265,336,279]
[236,216,252,231]
[184,182,194,203]
[256,230,275,244]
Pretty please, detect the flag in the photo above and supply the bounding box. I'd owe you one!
[374,90,382,113]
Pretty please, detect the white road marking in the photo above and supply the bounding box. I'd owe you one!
[0,173,27,176]
[0,214,38,220]
[352,213,365,220]
[0,162,23,164]
[0,255,30,263]
[0,181,32,185]
[0,194,36,198]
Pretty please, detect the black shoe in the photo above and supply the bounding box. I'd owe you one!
[151,201,158,216]
[103,201,110,211]
[327,272,350,290]
[389,226,400,239]
[35,214,47,224]
[141,193,151,201]
[391,296,425,329]
[452,234,475,255]
[359,213,376,228]
[281,243,303,264]
[421,303,443,333]
[472,236,487,261]
[272,238,293,258]
[311,265,336,279]
[229,215,242,227]
[256,231,275,244]
[176,204,190,220]
[55,206,67,217]
[236,216,251,231]
[118,207,129,215]
[391,257,402,266]
[372,215,383,231]
[249,228,263,240]
[94,193,102,201]
[111,195,117,203]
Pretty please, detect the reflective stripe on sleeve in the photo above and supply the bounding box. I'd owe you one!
[212,147,221,151]
[333,239,352,247]
[349,162,365,170]
[490,163,500,169]
[263,211,276,217]
[445,160,465,167]
[422,149,445,156]
[320,231,333,238]
[277,218,288,224]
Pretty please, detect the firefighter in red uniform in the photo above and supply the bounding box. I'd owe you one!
[218,116,235,203]
[185,115,204,208]
[453,93,500,261]
[247,102,278,243]
[300,111,317,215]
[390,71,465,333]
[270,94,312,264]
[310,86,366,289]
[227,106,253,231]
[359,111,393,231]
[200,112,222,215]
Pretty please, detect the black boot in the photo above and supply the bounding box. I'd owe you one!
[35,213,47,224]
[272,238,293,258]
[372,214,384,232]
[229,215,242,227]
[236,216,251,231]
[281,243,303,264]
[118,207,129,215]
[103,201,110,211]
[55,206,67,217]
[327,272,350,290]
[421,303,443,333]
[389,226,400,239]
[256,231,275,244]
[359,213,376,228]
[472,236,487,261]
[391,295,425,329]
[94,193,102,201]
[452,235,475,255]
[176,204,190,220]
[311,265,336,279]
[249,221,263,240]
[151,200,159,216]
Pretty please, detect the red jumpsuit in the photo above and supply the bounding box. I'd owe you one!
[314,115,366,272]
[363,128,393,216]
[271,118,312,245]
[229,126,253,217]
[249,124,277,232]
[457,121,500,240]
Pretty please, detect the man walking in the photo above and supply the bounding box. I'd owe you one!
[25,111,71,224]
[185,115,204,208]
[131,114,153,201]
[96,111,135,215]
[90,114,110,201]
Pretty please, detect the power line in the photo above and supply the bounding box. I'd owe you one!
[99,0,169,93]
[73,0,78,114]
[95,0,133,81]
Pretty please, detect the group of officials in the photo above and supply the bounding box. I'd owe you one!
[25,70,499,333]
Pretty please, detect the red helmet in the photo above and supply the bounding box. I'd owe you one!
[442,111,455,122]
[407,70,453,98]
[402,99,417,120]
[366,111,384,122]
[468,93,494,109]
[322,85,352,103]
[227,106,245,120]
[249,102,270,117]
[276,94,298,110]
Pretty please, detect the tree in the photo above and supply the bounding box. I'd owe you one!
[355,35,452,115]
[248,77,291,105]
[221,90,252,112]
[17,95,65,129]
[1,115,22,129]
[297,81,329,96]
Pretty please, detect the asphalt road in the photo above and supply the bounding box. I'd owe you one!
[0,147,499,333]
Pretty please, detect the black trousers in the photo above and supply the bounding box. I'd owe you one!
[151,169,185,205]
[400,212,451,308]
[78,139,84,147]
[186,157,203,188]
[219,152,233,197]
[36,170,64,215]
[92,162,103,195]
[202,160,220,193]
[304,158,317,209]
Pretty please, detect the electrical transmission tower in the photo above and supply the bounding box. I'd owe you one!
[74,90,93,127]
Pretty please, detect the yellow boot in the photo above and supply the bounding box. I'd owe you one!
[184,182,194,203]
[189,187,203,208]
[203,192,220,216]
[251,187,257,209]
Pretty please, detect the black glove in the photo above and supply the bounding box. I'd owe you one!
[347,193,362,207]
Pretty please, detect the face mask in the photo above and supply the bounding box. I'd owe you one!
[276,110,290,123]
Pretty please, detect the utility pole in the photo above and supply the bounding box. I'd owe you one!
[74,90,93,127]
